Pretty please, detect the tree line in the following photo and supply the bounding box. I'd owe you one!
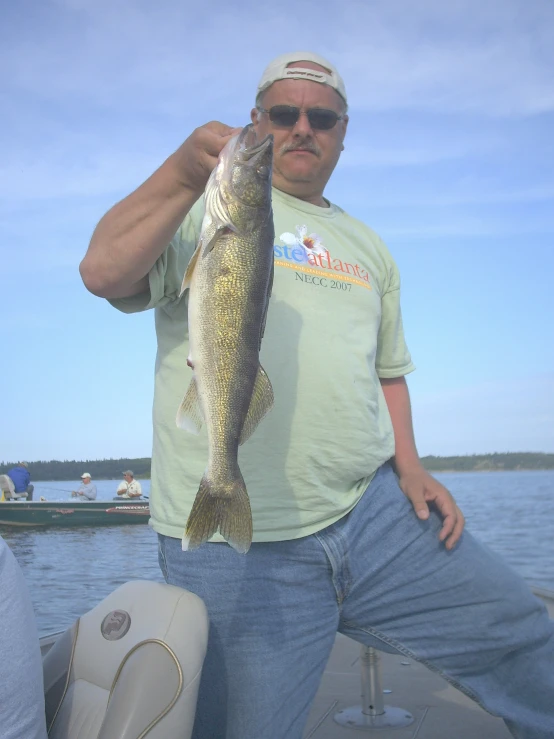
[420,453,554,472]
[1,453,553,481]
[0,458,152,481]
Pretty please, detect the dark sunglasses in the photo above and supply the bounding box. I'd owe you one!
[257,105,345,131]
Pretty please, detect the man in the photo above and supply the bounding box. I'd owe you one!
[6,461,34,500]
[80,52,554,739]
[116,470,142,498]
[0,535,48,739]
[71,473,97,500]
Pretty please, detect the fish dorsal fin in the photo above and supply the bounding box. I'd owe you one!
[239,365,274,445]
[176,376,204,433]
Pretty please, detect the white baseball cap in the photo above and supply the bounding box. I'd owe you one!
[81,472,91,479]
[256,51,347,106]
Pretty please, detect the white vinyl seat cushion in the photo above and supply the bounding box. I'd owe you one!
[43,580,208,739]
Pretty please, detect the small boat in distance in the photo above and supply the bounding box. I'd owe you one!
[0,499,150,527]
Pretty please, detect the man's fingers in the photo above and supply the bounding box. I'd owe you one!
[403,485,430,520]
[201,123,242,157]
[425,487,463,548]
[438,514,455,542]
[444,506,465,549]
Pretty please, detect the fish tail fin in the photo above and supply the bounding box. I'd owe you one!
[182,474,253,554]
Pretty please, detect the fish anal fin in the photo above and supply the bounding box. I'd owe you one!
[176,376,204,433]
[239,365,274,445]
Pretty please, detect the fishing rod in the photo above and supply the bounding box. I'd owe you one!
[36,485,75,494]
[36,486,149,500]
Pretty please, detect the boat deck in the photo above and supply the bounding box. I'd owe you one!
[303,588,554,738]
[39,588,553,738]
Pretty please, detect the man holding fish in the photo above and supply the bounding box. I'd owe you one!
[81,52,553,739]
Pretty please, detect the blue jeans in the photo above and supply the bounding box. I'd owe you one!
[158,463,554,739]
[0,537,47,739]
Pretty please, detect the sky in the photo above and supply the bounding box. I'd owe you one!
[1,0,553,462]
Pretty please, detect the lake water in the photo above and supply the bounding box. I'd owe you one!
[2,470,553,637]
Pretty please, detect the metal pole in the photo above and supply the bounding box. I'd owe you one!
[334,645,414,730]
[361,647,385,716]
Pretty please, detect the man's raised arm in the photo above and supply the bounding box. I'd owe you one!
[79,122,241,300]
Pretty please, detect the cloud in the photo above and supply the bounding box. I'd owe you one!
[1,0,553,118]
[333,0,554,116]
[359,185,554,209]
[339,141,482,169]
[377,216,554,240]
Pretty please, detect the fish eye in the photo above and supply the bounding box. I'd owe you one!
[257,165,270,178]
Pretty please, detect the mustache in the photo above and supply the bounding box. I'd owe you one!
[279,141,320,156]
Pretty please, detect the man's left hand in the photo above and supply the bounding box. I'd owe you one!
[397,468,465,550]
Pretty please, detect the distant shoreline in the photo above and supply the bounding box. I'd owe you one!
[1,453,553,481]
[429,468,552,474]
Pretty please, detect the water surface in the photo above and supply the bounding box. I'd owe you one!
[2,471,553,636]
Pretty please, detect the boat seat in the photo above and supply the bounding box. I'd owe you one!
[43,580,208,739]
[0,474,27,501]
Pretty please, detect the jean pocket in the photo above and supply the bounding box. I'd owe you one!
[157,535,169,582]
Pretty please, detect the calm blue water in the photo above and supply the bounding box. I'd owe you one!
[2,471,553,637]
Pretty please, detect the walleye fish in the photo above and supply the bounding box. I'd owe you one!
[177,124,275,554]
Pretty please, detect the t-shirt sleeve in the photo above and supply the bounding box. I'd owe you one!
[108,199,204,315]
[375,257,416,378]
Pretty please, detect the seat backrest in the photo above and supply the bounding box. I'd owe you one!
[43,580,208,739]
[0,474,15,500]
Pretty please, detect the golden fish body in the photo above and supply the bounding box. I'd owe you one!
[177,124,275,553]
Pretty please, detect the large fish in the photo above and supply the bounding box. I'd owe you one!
[177,124,275,554]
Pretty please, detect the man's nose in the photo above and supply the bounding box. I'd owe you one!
[291,111,314,136]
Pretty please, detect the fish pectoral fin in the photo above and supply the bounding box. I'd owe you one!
[239,364,274,445]
[179,241,202,296]
[176,376,204,433]
[182,474,253,554]
[201,223,225,256]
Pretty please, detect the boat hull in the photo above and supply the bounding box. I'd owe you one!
[0,500,150,527]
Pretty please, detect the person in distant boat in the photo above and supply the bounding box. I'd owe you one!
[82,51,554,739]
[0,535,48,738]
[6,462,34,500]
[116,470,142,498]
[71,473,97,500]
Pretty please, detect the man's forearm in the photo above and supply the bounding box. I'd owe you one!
[380,376,422,475]
[80,152,201,300]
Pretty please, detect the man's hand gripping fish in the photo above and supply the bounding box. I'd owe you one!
[177,124,275,554]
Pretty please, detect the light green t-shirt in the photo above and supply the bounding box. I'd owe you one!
[112,187,415,541]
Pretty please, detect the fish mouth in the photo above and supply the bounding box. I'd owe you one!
[238,124,273,160]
